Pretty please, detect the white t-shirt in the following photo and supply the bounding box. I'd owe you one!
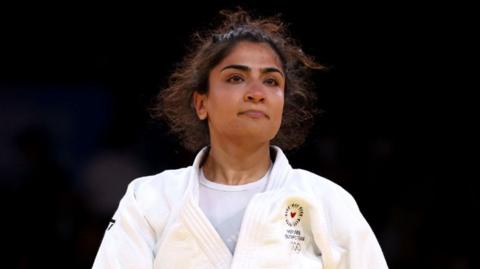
[198,165,271,254]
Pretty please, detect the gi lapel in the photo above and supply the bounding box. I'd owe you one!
[231,146,293,268]
[180,147,233,268]
[179,146,293,269]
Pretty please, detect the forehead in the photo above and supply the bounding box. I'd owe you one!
[215,41,283,71]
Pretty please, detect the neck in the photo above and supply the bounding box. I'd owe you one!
[202,139,272,185]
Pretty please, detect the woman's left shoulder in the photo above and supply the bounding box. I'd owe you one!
[288,168,359,210]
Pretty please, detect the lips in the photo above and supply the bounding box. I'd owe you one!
[238,110,269,119]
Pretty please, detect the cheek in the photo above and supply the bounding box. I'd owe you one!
[205,88,239,122]
[274,92,285,117]
[209,91,235,112]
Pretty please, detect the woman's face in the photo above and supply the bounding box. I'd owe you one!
[194,41,285,146]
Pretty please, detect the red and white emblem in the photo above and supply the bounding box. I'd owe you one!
[284,202,304,227]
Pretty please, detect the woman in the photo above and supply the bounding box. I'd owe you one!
[92,9,388,269]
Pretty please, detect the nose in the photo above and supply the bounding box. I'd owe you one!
[244,82,266,103]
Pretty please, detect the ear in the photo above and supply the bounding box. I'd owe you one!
[193,91,208,120]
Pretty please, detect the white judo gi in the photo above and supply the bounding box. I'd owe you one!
[92,146,389,269]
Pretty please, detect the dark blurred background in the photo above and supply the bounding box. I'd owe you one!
[0,1,474,268]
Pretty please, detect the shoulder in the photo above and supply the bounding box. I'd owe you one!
[288,168,358,210]
[289,169,374,239]
[125,166,193,210]
[287,168,367,230]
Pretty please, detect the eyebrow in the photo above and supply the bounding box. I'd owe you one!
[220,64,284,78]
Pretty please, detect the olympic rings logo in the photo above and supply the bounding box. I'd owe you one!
[290,241,302,253]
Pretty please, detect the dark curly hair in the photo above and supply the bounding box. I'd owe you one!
[149,8,324,152]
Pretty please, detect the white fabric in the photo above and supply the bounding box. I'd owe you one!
[198,165,270,254]
[92,146,389,269]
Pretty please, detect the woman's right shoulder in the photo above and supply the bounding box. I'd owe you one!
[126,166,193,207]
[109,167,193,238]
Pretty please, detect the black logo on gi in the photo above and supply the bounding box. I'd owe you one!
[284,202,304,227]
[107,219,116,231]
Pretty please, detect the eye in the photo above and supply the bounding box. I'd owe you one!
[226,75,244,84]
[264,78,279,86]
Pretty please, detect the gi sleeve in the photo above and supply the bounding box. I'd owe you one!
[92,179,155,269]
[333,191,389,269]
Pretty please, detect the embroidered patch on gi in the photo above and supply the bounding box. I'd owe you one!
[284,202,304,227]
[284,202,305,253]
